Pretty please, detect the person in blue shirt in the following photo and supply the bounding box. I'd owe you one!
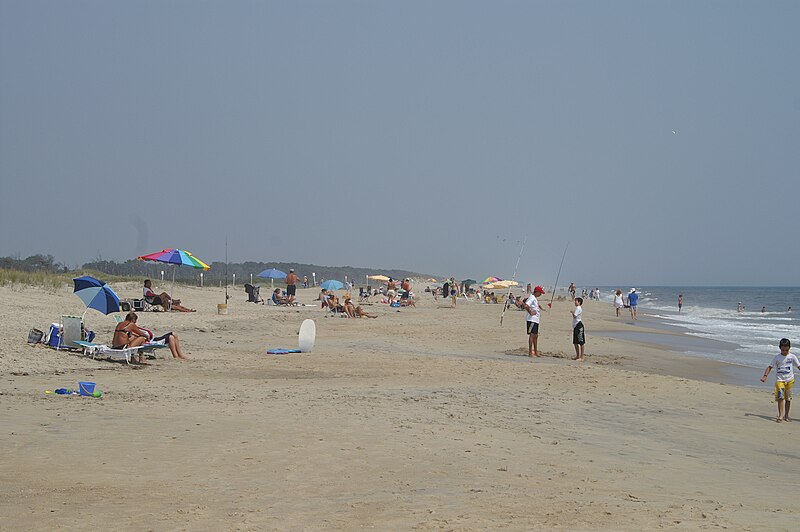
[627,288,639,320]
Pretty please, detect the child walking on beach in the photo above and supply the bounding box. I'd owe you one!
[571,297,585,361]
[761,338,800,423]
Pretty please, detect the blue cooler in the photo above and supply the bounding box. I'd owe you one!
[47,323,62,348]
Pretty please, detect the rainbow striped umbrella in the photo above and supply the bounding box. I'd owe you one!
[482,276,502,284]
[138,248,210,270]
[137,248,210,295]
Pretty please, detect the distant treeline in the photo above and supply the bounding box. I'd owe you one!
[0,254,69,273]
[0,254,434,287]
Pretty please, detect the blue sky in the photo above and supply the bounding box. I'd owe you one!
[1,1,798,286]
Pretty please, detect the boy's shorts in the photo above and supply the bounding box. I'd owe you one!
[573,322,585,345]
[526,321,539,335]
[775,379,794,402]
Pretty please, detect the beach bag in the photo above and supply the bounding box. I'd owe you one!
[27,328,44,344]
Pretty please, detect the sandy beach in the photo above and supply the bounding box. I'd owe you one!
[1,282,797,530]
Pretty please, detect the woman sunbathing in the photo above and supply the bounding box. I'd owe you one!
[344,298,377,318]
[114,312,188,363]
[143,279,195,312]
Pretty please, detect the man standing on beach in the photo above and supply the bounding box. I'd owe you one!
[523,285,545,357]
[678,294,683,313]
[285,269,299,305]
[627,288,639,320]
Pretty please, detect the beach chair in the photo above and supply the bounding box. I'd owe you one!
[74,340,169,364]
[359,287,371,303]
[244,283,263,304]
[73,340,140,365]
[56,315,84,351]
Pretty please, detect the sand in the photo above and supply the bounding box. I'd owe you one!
[1,282,797,530]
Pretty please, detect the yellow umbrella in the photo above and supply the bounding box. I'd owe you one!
[368,274,391,282]
[494,279,520,288]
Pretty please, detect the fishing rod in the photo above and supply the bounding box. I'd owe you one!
[224,237,229,303]
[500,236,526,326]
[547,242,569,310]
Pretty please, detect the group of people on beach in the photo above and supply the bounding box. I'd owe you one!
[126,275,800,426]
[517,285,585,362]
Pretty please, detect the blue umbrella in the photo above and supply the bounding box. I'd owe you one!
[73,276,121,315]
[320,279,344,291]
[257,268,287,279]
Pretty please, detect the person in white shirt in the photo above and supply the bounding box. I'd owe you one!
[522,285,545,357]
[613,289,624,317]
[571,297,586,361]
[761,338,800,422]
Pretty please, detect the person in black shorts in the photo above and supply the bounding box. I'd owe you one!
[571,297,586,361]
[285,269,299,305]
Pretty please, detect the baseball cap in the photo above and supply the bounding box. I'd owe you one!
[290,269,295,272]
[533,285,545,293]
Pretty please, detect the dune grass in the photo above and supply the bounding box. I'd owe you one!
[0,269,141,291]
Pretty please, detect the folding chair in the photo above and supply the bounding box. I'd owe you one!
[57,315,85,351]
[359,287,371,303]
[244,283,263,303]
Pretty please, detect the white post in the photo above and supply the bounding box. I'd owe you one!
[250,273,253,285]
[161,270,164,281]
[232,273,236,288]
[200,272,204,287]
[312,272,316,286]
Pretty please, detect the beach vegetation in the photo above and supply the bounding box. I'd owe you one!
[1,253,438,289]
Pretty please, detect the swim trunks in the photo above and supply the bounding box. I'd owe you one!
[526,322,539,335]
[573,322,585,345]
[775,379,794,402]
[286,285,296,296]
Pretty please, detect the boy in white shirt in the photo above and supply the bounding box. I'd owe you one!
[761,338,800,422]
[523,285,545,357]
[571,297,585,361]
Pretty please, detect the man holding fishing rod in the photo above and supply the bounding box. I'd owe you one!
[523,285,546,357]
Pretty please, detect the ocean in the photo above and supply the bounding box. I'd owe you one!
[595,286,800,369]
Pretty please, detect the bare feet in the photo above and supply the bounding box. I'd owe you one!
[529,352,539,358]
[776,418,783,423]
[784,417,791,422]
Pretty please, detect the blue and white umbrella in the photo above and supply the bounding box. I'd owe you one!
[73,276,121,315]
[257,268,287,279]
[257,268,287,288]
[320,279,344,291]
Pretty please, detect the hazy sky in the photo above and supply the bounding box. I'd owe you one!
[1,1,798,286]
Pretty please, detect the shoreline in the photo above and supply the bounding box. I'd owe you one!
[591,306,769,389]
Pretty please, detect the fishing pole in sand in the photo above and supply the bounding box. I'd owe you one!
[499,236,526,326]
[547,242,569,311]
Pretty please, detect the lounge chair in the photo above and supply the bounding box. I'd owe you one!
[74,340,169,365]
